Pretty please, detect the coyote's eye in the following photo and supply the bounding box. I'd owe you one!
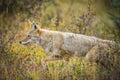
[27,35,30,37]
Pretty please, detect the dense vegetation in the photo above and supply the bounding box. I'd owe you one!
[0,0,120,80]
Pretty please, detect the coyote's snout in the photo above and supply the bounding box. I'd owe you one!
[19,35,33,45]
[20,20,116,69]
[19,33,39,45]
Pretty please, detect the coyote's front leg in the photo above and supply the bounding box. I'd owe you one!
[41,55,62,70]
[41,58,48,70]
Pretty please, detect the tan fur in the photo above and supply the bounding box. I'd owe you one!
[20,21,116,69]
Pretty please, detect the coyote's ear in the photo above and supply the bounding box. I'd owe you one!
[31,22,37,30]
[28,20,37,30]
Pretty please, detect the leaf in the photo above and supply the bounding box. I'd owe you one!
[23,54,30,61]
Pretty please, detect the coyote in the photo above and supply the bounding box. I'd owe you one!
[20,20,115,69]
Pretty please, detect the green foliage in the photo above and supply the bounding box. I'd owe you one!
[111,0,120,7]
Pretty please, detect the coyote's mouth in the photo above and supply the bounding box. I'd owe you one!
[19,41,30,45]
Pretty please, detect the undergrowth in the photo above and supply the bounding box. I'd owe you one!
[0,0,120,80]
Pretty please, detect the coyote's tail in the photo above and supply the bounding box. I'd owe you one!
[99,39,120,47]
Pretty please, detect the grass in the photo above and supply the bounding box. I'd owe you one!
[0,0,120,80]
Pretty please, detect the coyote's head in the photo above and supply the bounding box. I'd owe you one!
[19,20,41,45]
